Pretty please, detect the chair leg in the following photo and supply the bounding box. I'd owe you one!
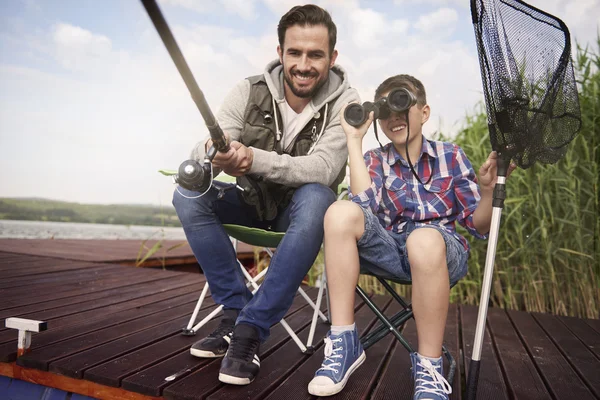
[184,267,269,335]
[306,268,328,350]
[355,285,414,352]
[182,283,211,335]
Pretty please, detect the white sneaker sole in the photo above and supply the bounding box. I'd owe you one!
[190,348,225,358]
[308,351,366,396]
[218,373,252,385]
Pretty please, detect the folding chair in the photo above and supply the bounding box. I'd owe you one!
[182,223,329,354]
[160,170,330,354]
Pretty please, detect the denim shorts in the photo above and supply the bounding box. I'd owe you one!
[356,207,469,285]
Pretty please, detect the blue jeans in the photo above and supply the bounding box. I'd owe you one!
[173,181,336,341]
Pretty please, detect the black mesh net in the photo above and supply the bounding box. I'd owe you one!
[470,0,581,168]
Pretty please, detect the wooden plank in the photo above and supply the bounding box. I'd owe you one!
[533,312,600,397]
[49,305,215,379]
[445,303,461,399]
[0,273,196,335]
[121,288,323,396]
[84,318,221,389]
[0,263,123,289]
[558,315,600,359]
[0,285,203,362]
[508,309,596,400]
[256,296,387,400]
[0,239,253,264]
[0,269,176,324]
[0,286,203,362]
[585,318,600,335]
[86,288,320,390]
[461,305,509,400]
[0,260,111,279]
[1,268,152,307]
[0,260,103,279]
[486,307,551,399]
[0,256,81,270]
[16,297,209,371]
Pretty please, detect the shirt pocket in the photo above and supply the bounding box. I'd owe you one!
[422,176,454,217]
[382,175,408,213]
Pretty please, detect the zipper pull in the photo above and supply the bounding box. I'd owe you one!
[311,122,318,141]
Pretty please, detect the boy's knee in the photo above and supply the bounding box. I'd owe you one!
[407,228,446,267]
[324,201,364,235]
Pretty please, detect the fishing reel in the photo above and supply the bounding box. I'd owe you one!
[344,88,417,127]
[173,159,212,193]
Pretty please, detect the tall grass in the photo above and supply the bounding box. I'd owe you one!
[311,38,599,319]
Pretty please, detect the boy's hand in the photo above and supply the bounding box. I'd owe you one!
[340,103,374,142]
[478,151,517,193]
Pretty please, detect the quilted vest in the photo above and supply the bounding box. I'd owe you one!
[236,74,345,221]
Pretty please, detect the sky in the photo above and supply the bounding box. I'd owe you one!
[0,0,598,207]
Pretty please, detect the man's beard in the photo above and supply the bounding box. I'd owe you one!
[283,68,329,99]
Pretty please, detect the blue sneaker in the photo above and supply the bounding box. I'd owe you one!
[411,352,452,400]
[307,327,366,396]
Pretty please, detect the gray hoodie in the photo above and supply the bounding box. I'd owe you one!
[191,59,360,188]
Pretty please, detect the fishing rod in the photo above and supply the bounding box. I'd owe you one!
[141,0,228,193]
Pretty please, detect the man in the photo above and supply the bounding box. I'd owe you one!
[173,4,359,385]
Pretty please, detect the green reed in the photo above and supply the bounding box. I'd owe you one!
[308,37,599,319]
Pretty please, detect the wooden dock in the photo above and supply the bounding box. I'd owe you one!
[0,240,599,399]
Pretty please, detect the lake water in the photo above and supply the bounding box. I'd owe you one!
[0,220,187,240]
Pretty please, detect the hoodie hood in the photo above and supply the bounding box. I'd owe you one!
[263,59,350,113]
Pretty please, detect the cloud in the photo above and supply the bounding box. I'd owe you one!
[52,23,113,71]
[158,0,258,20]
[394,0,468,7]
[1,0,598,206]
[414,7,458,37]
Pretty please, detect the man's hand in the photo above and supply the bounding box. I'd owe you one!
[478,151,517,193]
[211,141,254,177]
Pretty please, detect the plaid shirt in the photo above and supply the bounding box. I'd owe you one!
[349,137,487,251]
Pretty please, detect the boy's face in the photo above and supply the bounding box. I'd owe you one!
[377,89,430,150]
[277,24,338,100]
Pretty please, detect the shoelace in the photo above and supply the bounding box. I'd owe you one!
[414,358,452,397]
[317,337,344,374]
[208,320,234,339]
[229,335,260,361]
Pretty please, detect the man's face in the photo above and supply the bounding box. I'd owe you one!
[277,24,338,100]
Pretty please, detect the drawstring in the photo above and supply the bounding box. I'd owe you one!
[308,102,328,155]
[272,97,282,142]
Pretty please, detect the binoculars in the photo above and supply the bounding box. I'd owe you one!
[344,88,417,127]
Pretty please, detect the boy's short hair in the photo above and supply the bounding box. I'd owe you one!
[375,74,427,107]
[277,4,337,56]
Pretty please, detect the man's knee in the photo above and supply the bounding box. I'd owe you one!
[172,187,210,226]
[406,228,446,271]
[324,200,364,236]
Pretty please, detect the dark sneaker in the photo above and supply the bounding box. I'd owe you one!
[411,352,452,400]
[308,326,365,396]
[218,323,261,385]
[189,310,237,358]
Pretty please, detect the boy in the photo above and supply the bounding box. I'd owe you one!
[307,75,516,399]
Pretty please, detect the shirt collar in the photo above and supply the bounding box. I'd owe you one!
[384,136,438,167]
